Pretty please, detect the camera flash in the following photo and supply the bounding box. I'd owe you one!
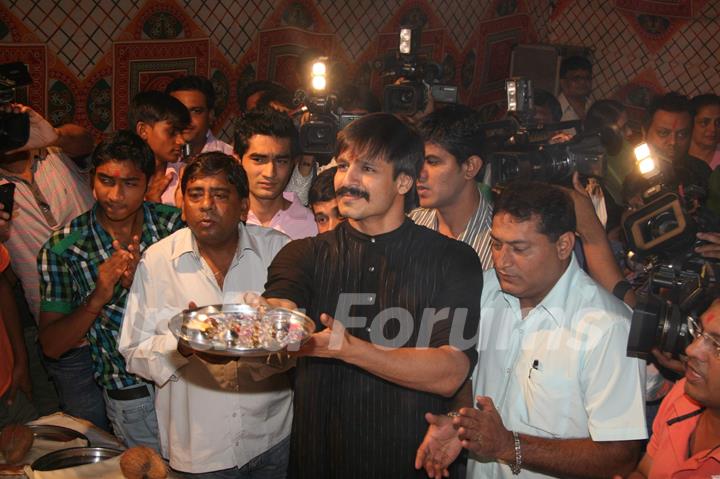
[638,157,656,176]
[399,28,412,54]
[634,143,651,162]
[311,61,326,76]
[311,75,326,91]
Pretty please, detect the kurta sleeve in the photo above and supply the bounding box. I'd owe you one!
[262,237,316,309]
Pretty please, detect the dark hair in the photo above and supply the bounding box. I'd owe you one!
[643,92,691,131]
[237,80,290,113]
[585,99,626,131]
[338,84,381,113]
[559,56,592,78]
[165,75,216,111]
[129,90,191,131]
[418,104,485,167]
[308,167,336,205]
[92,130,156,180]
[690,93,720,117]
[335,113,423,212]
[255,86,295,111]
[181,151,249,199]
[533,89,562,122]
[233,107,298,158]
[493,182,576,242]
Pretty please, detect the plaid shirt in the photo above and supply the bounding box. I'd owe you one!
[38,202,184,390]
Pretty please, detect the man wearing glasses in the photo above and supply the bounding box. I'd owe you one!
[626,298,720,478]
[557,56,593,123]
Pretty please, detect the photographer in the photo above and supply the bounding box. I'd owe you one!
[623,298,720,478]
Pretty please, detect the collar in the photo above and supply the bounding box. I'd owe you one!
[170,222,255,262]
[89,202,155,250]
[343,216,413,244]
[500,254,578,327]
[281,191,310,220]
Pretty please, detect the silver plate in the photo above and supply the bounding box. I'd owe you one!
[31,447,122,471]
[27,425,90,446]
[169,304,316,357]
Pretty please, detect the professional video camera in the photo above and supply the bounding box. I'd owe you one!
[484,78,621,186]
[379,26,458,116]
[0,62,32,153]
[624,143,719,359]
[293,57,365,158]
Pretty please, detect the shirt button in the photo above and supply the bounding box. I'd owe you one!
[368,266,375,272]
[232,413,237,418]
[370,238,376,243]
[506,368,512,374]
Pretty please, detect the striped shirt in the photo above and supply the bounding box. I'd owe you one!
[264,219,483,478]
[38,202,184,390]
[409,186,494,270]
[0,148,95,322]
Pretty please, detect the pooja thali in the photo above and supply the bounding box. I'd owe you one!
[169,304,315,357]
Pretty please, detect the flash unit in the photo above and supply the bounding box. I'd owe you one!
[634,143,659,179]
[399,28,413,55]
[505,78,532,113]
[310,58,328,92]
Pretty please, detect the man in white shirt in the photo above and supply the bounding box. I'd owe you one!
[234,108,318,239]
[119,152,292,477]
[416,182,647,479]
[557,56,593,124]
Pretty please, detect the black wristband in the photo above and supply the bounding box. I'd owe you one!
[612,280,632,301]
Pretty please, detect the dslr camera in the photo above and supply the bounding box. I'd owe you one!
[0,62,32,153]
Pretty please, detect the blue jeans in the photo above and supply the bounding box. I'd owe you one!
[177,435,290,479]
[41,345,109,431]
[103,385,160,451]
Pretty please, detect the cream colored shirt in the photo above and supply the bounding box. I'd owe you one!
[469,255,647,479]
[119,224,292,473]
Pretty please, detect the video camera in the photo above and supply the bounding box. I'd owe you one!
[380,26,458,116]
[293,57,365,159]
[484,78,621,186]
[0,62,32,153]
[623,143,719,359]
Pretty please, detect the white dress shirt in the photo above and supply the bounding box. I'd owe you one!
[119,224,292,473]
[468,255,647,479]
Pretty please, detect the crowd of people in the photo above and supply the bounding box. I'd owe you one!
[0,55,719,479]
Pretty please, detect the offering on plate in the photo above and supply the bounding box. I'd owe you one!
[169,304,315,357]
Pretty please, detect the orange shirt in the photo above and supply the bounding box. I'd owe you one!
[0,244,13,397]
[646,378,720,478]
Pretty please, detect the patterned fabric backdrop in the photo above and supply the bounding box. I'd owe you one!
[0,0,717,141]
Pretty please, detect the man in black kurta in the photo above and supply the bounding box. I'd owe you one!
[263,113,482,478]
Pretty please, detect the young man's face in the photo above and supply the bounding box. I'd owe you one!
[170,90,211,151]
[560,68,592,99]
[684,299,720,409]
[490,211,573,309]
[645,109,692,162]
[240,135,293,202]
[417,142,476,210]
[691,104,720,150]
[137,120,184,164]
[93,160,148,223]
[182,172,248,249]
[334,148,411,224]
[311,199,344,234]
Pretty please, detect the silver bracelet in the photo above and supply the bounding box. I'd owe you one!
[446,411,460,418]
[510,431,522,475]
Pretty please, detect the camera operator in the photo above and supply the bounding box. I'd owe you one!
[623,298,720,478]
[0,103,108,428]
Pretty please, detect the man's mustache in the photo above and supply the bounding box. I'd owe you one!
[336,186,370,201]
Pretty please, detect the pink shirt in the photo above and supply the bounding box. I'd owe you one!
[246,192,318,240]
[646,379,720,478]
[161,131,234,206]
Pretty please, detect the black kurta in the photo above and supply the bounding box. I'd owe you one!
[264,219,483,479]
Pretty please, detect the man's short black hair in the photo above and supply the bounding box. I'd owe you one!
[336,113,423,212]
[559,55,592,78]
[92,130,156,180]
[165,75,216,111]
[533,89,562,122]
[585,99,626,132]
[418,104,485,168]
[181,151,249,199]
[338,84,381,113]
[690,93,720,117]
[233,107,298,158]
[493,182,576,242]
[643,92,692,131]
[237,80,290,113]
[128,90,191,131]
[308,167,336,206]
